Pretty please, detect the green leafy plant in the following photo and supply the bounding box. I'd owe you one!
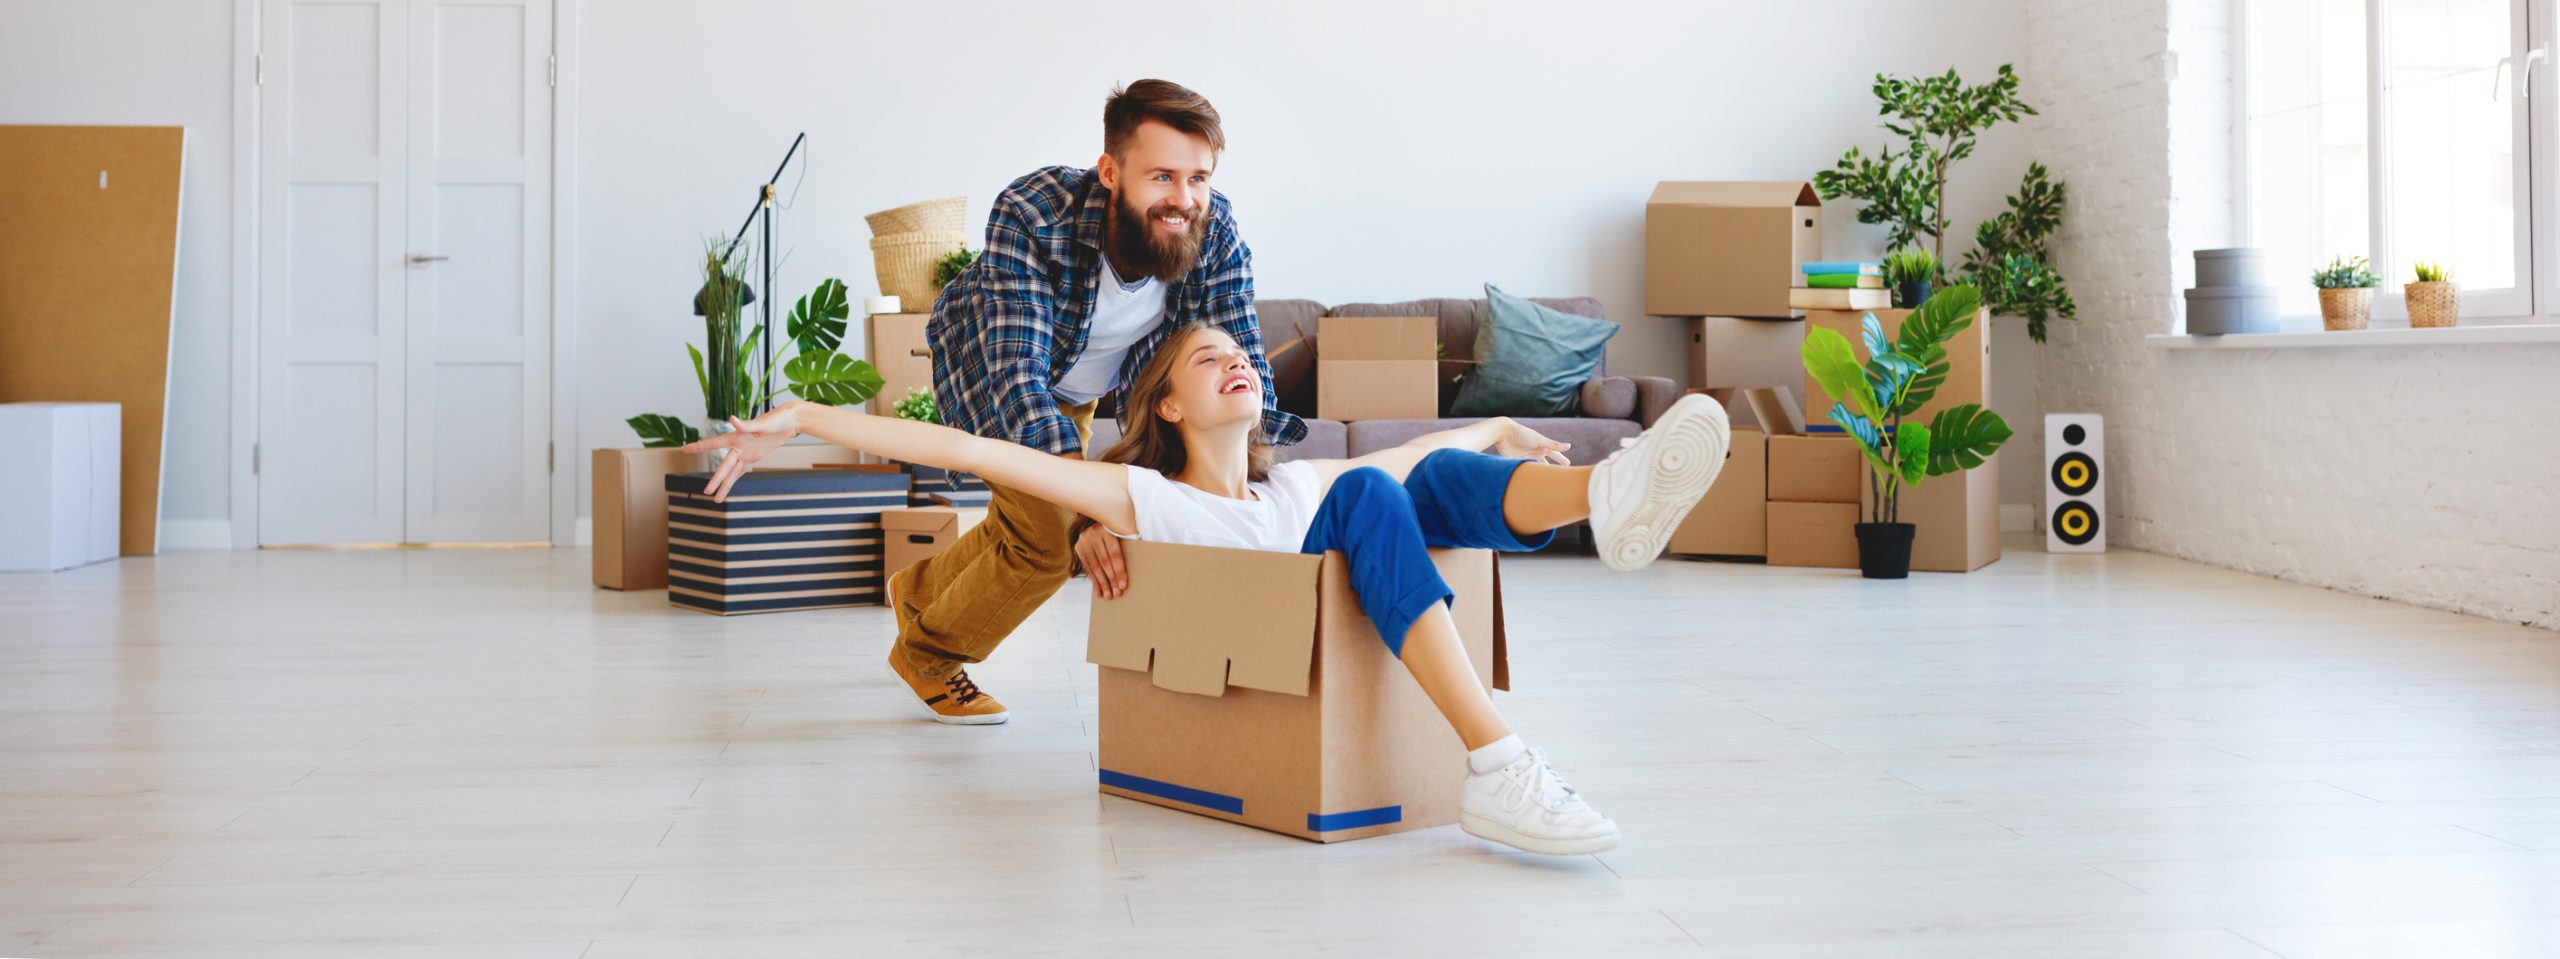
[891,386,939,425]
[2312,256,2380,289]
[627,244,884,448]
[1799,284,2013,524]
[934,247,979,287]
[1814,65,2077,342]
[2412,261,2450,283]
[1882,247,1939,288]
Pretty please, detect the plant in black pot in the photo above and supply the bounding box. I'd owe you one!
[1799,284,2012,579]
[1883,246,1939,309]
[626,243,886,448]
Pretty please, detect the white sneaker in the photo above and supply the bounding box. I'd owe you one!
[1585,393,1732,571]
[1460,747,1620,855]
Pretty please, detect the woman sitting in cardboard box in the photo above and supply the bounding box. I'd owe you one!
[685,322,1732,856]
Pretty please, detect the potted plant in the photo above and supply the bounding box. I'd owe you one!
[1799,285,2013,579]
[628,241,886,448]
[935,247,979,291]
[2311,256,2379,331]
[891,386,939,425]
[2406,261,2458,328]
[1883,247,1938,308]
[1815,65,2076,342]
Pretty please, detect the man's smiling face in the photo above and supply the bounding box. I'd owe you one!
[1097,119,1215,283]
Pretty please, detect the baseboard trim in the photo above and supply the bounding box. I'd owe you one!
[159,519,234,550]
[2000,503,2036,534]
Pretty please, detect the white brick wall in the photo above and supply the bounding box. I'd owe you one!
[2026,0,2560,628]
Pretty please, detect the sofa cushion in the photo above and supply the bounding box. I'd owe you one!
[1578,377,1637,421]
[1086,414,1347,464]
[1345,417,1640,467]
[1449,285,1620,418]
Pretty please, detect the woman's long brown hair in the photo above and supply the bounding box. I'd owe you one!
[1066,321,1276,546]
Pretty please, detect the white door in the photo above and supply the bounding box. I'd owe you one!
[257,0,553,545]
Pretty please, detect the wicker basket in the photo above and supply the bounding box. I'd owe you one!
[2405,281,2459,328]
[2317,287,2372,331]
[864,197,967,239]
[871,232,966,309]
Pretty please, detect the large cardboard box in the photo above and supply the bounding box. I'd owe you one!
[664,467,910,615]
[1089,540,1508,842]
[1768,434,1862,504]
[593,442,858,590]
[1645,181,1821,317]
[1766,501,1860,569]
[1864,456,2002,573]
[1687,316,1805,390]
[1668,427,1766,558]
[1316,315,1439,421]
[866,312,934,416]
[0,402,119,572]
[881,506,987,578]
[1802,307,1988,433]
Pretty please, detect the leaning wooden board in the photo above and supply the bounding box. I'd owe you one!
[0,125,184,555]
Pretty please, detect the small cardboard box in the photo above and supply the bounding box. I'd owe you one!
[664,467,910,615]
[1768,434,1862,504]
[866,312,934,416]
[1803,307,1988,433]
[1766,501,1860,569]
[0,402,120,572]
[1089,540,1508,842]
[881,506,987,578]
[1668,426,1766,559]
[1864,456,2002,573]
[1687,316,1806,390]
[1645,181,1821,317]
[1317,315,1439,421]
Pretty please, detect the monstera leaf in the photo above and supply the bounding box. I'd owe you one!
[1891,284,1979,416]
[1892,421,1932,486]
[1924,403,2012,475]
[788,278,850,353]
[628,413,700,449]
[1802,327,1884,428]
[783,350,886,406]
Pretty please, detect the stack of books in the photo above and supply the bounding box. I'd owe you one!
[1789,261,1890,310]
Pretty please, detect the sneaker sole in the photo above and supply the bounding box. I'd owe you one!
[1460,811,1620,856]
[1595,394,1732,572]
[885,659,1010,725]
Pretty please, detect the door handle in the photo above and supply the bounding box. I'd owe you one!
[406,253,450,266]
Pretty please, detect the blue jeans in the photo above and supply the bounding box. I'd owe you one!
[1298,450,1557,656]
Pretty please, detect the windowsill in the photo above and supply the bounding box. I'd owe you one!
[2147,323,2560,349]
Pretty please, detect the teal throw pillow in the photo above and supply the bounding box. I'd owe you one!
[1448,284,1619,417]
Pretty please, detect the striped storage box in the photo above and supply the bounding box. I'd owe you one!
[903,463,992,508]
[663,467,911,615]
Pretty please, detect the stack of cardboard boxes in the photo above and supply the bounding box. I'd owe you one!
[1645,180,2000,573]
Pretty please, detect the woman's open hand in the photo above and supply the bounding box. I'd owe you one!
[678,402,802,502]
[1493,419,1571,465]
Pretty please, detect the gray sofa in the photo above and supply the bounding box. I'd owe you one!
[1090,296,1678,466]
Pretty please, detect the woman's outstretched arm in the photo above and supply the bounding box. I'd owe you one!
[680,400,1140,535]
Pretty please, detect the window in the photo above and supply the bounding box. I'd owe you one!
[2241,0,2541,323]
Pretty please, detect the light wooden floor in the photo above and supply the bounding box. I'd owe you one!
[3,536,2557,958]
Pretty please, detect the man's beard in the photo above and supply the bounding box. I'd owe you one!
[1105,193,1207,284]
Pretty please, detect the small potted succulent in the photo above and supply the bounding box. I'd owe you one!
[1883,247,1939,309]
[2406,261,2458,328]
[2312,255,2379,331]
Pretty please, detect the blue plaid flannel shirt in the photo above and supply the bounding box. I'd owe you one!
[925,165,1305,457]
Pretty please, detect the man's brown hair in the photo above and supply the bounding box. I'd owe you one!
[1103,79,1225,159]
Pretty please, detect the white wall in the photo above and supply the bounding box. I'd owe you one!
[3,0,2054,538]
[2025,0,2560,628]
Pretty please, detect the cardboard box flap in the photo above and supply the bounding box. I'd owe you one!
[1087,540,1325,698]
[1648,180,1819,209]
[1317,316,1438,361]
[880,508,960,533]
[1742,386,1806,436]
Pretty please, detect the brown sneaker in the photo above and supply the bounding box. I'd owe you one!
[887,647,1010,725]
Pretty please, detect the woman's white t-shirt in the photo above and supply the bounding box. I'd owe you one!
[1120,460,1325,553]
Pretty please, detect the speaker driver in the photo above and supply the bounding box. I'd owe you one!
[2051,451,2098,497]
[2051,501,2100,546]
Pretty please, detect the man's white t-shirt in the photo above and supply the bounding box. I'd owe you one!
[1052,257,1168,405]
[1120,460,1325,553]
